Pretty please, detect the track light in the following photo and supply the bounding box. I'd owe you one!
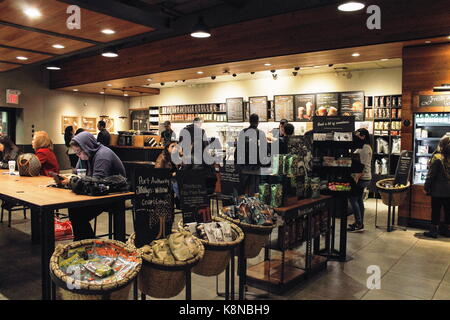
[328,64,334,67]
[232,74,237,77]
[272,74,278,80]
[211,76,216,80]
[292,72,298,77]
[161,82,165,86]
[182,80,186,82]
[250,72,255,75]
[270,70,276,73]
[294,67,300,71]
[191,16,211,38]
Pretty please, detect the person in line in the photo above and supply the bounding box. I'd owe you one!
[64,126,78,168]
[424,135,450,238]
[267,119,288,142]
[161,121,176,147]
[279,123,295,154]
[0,136,20,169]
[180,117,209,166]
[348,128,372,232]
[236,114,268,195]
[97,120,111,146]
[66,131,126,240]
[32,131,60,176]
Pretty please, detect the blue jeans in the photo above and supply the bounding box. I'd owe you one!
[350,180,371,225]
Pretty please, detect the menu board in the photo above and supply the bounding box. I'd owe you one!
[316,93,339,117]
[177,169,211,223]
[130,109,150,132]
[133,168,173,248]
[394,150,413,186]
[249,96,268,122]
[294,94,316,122]
[313,116,355,133]
[419,95,450,107]
[219,164,241,196]
[274,95,295,122]
[226,98,244,123]
[340,91,365,121]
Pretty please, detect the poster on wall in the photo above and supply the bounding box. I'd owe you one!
[294,94,316,122]
[340,91,365,121]
[81,117,97,133]
[226,98,244,123]
[274,95,295,122]
[418,94,450,107]
[61,116,80,134]
[316,93,339,117]
[104,118,115,133]
[130,109,150,132]
[249,96,268,122]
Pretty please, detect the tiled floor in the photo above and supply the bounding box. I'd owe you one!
[1,199,449,300]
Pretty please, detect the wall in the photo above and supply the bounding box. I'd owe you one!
[400,43,450,225]
[130,67,402,138]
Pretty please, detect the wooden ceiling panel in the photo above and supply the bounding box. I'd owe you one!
[0,0,154,43]
[0,62,21,72]
[0,47,52,64]
[0,25,93,54]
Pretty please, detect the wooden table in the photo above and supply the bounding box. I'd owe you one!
[0,171,134,300]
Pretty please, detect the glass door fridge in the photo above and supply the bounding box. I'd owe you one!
[413,112,450,185]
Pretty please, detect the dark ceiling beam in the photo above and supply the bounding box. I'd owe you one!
[0,20,100,45]
[0,60,25,66]
[218,0,249,9]
[0,44,57,56]
[59,0,171,30]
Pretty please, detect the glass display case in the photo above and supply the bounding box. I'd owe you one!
[413,112,450,185]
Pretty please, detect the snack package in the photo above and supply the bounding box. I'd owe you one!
[85,261,115,278]
[270,184,283,208]
[168,232,194,262]
[272,155,280,175]
[258,183,271,205]
[311,177,321,199]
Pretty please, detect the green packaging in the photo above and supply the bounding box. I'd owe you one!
[258,183,271,205]
[270,184,283,208]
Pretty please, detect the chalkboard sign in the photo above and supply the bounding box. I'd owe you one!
[394,150,413,186]
[177,169,211,224]
[419,95,450,107]
[226,98,244,123]
[340,91,365,121]
[313,116,355,133]
[133,167,173,248]
[219,164,241,196]
[316,93,339,116]
[274,95,295,122]
[294,94,316,122]
[249,96,268,122]
[130,109,150,132]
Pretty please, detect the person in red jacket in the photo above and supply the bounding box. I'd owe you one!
[32,131,60,176]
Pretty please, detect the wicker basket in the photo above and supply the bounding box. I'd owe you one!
[178,217,244,277]
[219,213,276,259]
[50,239,142,300]
[376,178,411,207]
[127,233,204,299]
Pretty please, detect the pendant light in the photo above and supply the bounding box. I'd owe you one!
[99,88,109,119]
[190,16,211,38]
[119,90,129,121]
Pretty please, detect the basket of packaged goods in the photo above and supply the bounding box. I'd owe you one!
[50,239,142,300]
[127,230,204,299]
[220,195,277,259]
[179,216,244,277]
[376,178,410,206]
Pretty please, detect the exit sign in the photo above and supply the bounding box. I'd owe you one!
[6,89,21,105]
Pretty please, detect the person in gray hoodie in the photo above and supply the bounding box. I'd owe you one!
[67,131,126,240]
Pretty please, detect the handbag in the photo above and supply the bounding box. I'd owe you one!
[17,153,42,177]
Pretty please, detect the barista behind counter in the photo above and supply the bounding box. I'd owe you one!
[109,132,164,162]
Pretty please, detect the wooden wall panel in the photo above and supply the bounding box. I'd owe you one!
[400,42,450,224]
[50,0,450,88]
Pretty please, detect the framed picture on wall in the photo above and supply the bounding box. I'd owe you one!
[61,116,80,134]
[81,117,97,133]
[226,98,244,123]
[249,96,268,122]
[274,95,295,122]
[103,118,115,133]
[294,94,316,122]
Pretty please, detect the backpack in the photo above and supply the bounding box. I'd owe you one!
[69,175,129,196]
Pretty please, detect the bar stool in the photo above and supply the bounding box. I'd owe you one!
[0,201,27,228]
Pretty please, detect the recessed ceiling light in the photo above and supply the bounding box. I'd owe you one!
[73,89,79,92]
[107,84,112,87]
[314,66,321,68]
[52,44,65,49]
[100,91,105,94]
[338,2,365,12]
[102,29,116,35]
[124,93,129,97]
[102,49,119,58]
[46,65,61,71]
[380,58,389,61]
[264,63,272,66]
[425,40,431,44]
[23,8,42,18]
[16,56,28,61]
[197,71,204,74]
[352,53,361,57]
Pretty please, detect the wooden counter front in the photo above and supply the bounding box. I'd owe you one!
[110,145,163,162]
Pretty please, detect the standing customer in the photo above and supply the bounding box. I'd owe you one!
[32,131,60,176]
[424,136,450,238]
[161,121,176,147]
[67,131,126,240]
[0,136,20,169]
[348,128,373,232]
[97,120,111,146]
[64,126,78,168]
